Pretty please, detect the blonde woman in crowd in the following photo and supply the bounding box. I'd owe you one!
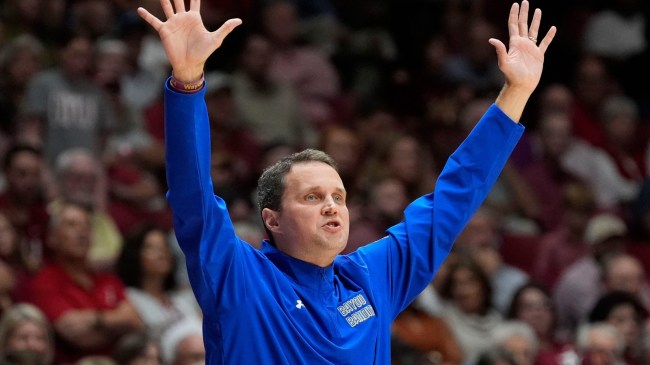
[0,304,53,365]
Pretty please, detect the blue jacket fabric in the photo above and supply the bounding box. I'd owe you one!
[163,81,524,364]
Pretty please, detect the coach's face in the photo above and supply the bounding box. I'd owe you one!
[264,162,349,267]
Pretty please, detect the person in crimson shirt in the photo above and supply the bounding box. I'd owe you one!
[27,201,143,364]
[0,144,50,273]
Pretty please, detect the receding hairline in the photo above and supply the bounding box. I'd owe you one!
[279,161,347,194]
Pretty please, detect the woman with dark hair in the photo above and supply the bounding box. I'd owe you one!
[588,291,648,365]
[438,258,503,365]
[116,224,201,340]
[507,283,574,365]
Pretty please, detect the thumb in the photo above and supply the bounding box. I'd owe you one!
[488,38,507,65]
[213,18,243,43]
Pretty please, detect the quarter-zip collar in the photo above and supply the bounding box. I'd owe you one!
[261,241,335,291]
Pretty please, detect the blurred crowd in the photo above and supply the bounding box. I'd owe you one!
[0,0,649,364]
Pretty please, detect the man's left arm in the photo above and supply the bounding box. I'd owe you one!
[355,0,556,317]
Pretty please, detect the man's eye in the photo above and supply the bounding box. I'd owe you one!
[306,194,318,201]
[334,195,343,202]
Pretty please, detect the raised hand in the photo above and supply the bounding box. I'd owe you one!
[137,0,242,82]
[489,0,556,95]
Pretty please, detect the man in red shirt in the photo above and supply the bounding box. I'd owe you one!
[28,201,143,364]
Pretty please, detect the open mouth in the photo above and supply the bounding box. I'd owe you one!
[324,221,340,228]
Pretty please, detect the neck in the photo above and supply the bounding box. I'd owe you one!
[141,276,167,298]
[276,242,337,268]
[57,258,91,286]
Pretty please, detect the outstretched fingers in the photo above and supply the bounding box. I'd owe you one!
[213,18,243,43]
[173,0,186,13]
[538,26,557,54]
[488,38,508,65]
[189,0,201,12]
[160,0,174,19]
[137,7,163,31]
[517,0,530,37]
[528,8,541,40]
[508,2,520,38]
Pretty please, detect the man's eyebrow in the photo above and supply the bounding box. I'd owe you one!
[301,186,347,194]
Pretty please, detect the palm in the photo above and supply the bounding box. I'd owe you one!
[137,0,241,80]
[157,12,216,72]
[489,1,556,93]
[500,36,545,90]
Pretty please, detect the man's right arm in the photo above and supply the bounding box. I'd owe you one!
[137,1,244,309]
[164,82,253,310]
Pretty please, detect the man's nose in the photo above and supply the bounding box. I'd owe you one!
[322,197,338,215]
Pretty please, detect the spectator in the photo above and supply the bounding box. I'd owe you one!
[159,319,204,365]
[262,0,341,128]
[112,332,162,365]
[27,201,143,364]
[438,258,504,364]
[231,33,315,148]
[507,283,574,365]
[554,213,628,337]
[92,38,156,166]
[522,112,589,231]
[19,31,115,168]
[569,55,617,148]
[493,321,538,365]
[0,34,44,138]
[533,182,595,290]
[68,0,117,41]
[581,0,647,101]
[105,142,172,236]
[441,19,504,94]
[575,322,625,365]
[346,177,408,253]
[453,207,529,314]
[204,71,261,181]
[318,126,363,194]
[588,291,648,365]
[362,133,436,201]
[116,224,201,340]
[51,148,122,271]
[0,304,53,365]
[578,95,646,211]
[582,0,646,62]
[0,144,49,273]
[601,253,650,312]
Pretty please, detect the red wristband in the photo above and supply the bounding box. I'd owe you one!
[169,73,205,93]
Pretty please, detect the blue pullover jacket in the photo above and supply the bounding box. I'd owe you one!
[163,81,524,364]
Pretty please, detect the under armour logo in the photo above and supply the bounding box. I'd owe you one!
[296,300,305,309]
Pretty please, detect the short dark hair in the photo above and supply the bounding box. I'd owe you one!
[2,144,41,172]
[256,149,337,242]
[588,290,648,323]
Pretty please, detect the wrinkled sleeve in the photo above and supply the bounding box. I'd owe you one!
[164,80,251,312]
[354,104,524,319]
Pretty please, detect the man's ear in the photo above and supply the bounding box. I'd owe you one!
[261,208,280,233]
